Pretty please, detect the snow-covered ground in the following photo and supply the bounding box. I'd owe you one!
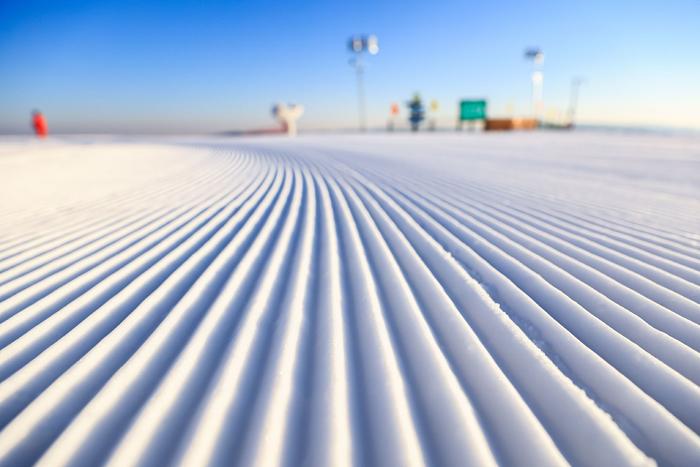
[0,131,698,466]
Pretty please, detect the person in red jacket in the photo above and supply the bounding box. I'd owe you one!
[32,110,48,138]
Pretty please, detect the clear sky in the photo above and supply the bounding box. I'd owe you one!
[1,0,698,133]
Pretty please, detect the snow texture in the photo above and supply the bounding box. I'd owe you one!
[0,132,698,466]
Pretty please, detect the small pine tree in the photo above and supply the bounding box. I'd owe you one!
[406,93,425,132]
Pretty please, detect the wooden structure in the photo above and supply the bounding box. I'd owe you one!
[485,118,539,131]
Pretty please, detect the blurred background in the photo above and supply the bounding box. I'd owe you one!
[1,0,698,134]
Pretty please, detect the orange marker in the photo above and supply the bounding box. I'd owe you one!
[32,110,48,138]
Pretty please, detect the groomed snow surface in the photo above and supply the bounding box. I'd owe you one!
[0,132,699,467]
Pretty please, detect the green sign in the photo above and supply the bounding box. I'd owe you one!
[459,100,487,121]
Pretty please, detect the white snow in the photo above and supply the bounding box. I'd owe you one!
[0,131,698,466]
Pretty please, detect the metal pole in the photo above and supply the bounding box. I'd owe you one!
[525,49,544,121]
[531,67,543,120]
[531,65,537,118]
[355,55,367,131]
[348,35,377,132]
[567,77,582,125]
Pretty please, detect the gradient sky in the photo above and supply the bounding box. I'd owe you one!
[1,0,698,133]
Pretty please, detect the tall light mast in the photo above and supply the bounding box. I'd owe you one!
[567,77,584,126]
[348,34,379,131]
[524,48,544,121]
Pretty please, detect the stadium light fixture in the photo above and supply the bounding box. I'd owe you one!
[524,48,544,120]
[348,34,379,131]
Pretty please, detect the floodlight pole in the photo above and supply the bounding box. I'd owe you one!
[531,65,542,119]
[567,77,583,125]
[525,48,544,121]
[348,35,378,132]
[353,55,367,131]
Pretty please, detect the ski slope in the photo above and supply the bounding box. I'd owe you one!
[0,132,698,466]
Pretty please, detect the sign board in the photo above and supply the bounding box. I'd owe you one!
[459,100,487,121]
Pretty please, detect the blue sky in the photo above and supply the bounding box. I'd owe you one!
[1,0,698,133]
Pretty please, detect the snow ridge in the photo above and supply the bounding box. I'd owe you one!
[0,133,698,466]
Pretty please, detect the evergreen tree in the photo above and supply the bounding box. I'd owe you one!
[407,93,425,132]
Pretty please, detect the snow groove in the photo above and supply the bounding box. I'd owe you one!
[0,133,698,466]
